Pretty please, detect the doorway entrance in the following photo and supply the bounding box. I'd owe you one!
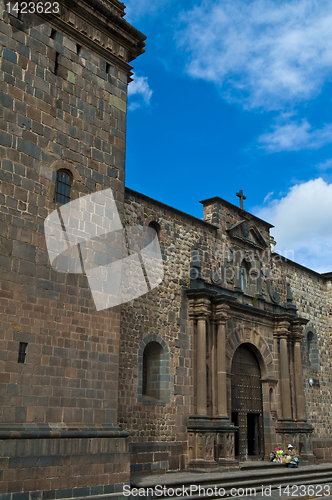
[231,343,264,460]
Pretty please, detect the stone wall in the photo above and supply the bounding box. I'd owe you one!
[313,439,332,462]
[120,189,218,472]
[0,432,129,496]
[281,260,332,441]
[0,0,145,496]
[0,0,126,426]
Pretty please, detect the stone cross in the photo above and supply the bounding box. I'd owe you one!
[236,190,246,209]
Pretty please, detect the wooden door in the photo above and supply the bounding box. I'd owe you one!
[231,344,264,460]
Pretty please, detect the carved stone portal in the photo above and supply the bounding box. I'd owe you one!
[187,418,238,468]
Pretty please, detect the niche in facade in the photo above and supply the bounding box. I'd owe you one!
[138,334,170,405]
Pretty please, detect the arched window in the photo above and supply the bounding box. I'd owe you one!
[55,169,72,204]
[148,221,160,253]
[142,349,148,396]
[138,335,170,405]
[307,331,314,361]
[269,388,273,411]
[306,329,319,372]
[142,341,164,400]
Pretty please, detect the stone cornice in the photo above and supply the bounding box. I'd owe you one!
[195,296,212,318]
[290,317,308,340]
[187,417,237,432]
[291,317,309,327]
[187,292,214,318]
[0,423,129,439]
[186,285,304,326]
[88,0,126,19]
[261,378,278,385]
[215,303,230,323]
[273,318,291,338]
[38,0,146,74]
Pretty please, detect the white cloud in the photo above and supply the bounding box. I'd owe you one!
[316,158,332,170]
[128,74,153,111]
[263,191,274,203]
[258,119,332,152]
[177,0,332,110]
[255,178,332,272]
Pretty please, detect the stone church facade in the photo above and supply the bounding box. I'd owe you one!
[0,0,331,498]
[120,190,332,474]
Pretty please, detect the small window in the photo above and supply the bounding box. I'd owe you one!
[240,260,250,290]
[142,350,148,395]
[138,335,171,405]
[142,341,164,400]
[307,330,319,372]
[55,170,72,204]
[18,342,28,364]
[148,222,160,252]
[240,267,246,290]
[308,331,314,362]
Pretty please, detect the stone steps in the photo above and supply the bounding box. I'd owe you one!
[52,464,332,500]
[239,461,298,470]
[131,463,332,500]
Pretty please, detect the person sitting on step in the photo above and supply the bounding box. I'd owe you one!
[284,444,299,468]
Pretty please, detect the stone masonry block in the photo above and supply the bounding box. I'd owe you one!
[0,131,12,147]
[0,92,13,109]
[3,48,17,64]
[109,94,126,112]
[17,138,41,160]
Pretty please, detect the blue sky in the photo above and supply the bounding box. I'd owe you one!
[124,0,332,273]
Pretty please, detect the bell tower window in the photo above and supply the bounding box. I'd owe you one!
[55,170,72,204]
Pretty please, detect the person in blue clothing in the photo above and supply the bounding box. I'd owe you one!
[286,444,299,468]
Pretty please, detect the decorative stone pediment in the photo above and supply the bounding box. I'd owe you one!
[226,220,268,249]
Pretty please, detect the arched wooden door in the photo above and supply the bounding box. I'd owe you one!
[231,343,264,460]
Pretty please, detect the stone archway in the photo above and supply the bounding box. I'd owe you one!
[226,327,274,377]
[231,343,264,460]
[226,328,277,460]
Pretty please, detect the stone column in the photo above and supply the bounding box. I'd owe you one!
[288,335,296,422]
[210,318,217,417]
[275,321,292,420]
[215,304,230,418]
[294,341,306,421]
[188,298,196,415]
[292,322,307,422]
[279,335,292,419]
[196,314,208,416]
